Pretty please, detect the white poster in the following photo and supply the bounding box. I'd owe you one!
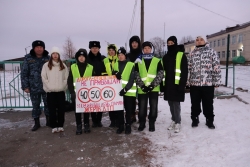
[75,75,124,113]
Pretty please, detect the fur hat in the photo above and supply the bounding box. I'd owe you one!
[32,40,45,49]
[167,36,178,45]
[89,41,101,49]
[196,35,207,42]
[50,47,60,56]
[75,48,87,60]
[117,47,127,57]
[142,41,152,49]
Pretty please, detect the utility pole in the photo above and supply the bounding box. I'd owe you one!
[225,34,230,87]
[140,0,144,43]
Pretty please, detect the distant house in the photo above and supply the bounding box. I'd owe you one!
[0,57,25,71]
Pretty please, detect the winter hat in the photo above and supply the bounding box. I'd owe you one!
[196,35,207,42]
[167,36,178,45]
[129,36,140,44]
[32,40,45,49]
[50,47,60,56]
[107,44,116,52]
[142,41,152,49]
[75,48,87,60]
[117,47,127,57]
[89,41,101,49]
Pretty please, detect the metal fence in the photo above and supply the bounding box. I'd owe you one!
[0,61,71,109]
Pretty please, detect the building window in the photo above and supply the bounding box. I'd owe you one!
[210,42,212,47]
[222,51,225,58]
[232,35,236,44]
[238,34,243,43]
[222,38,225,46]
[218,40,220,46]
[232,50,236,57]
[214,41,216,47]
[217,52,220,58]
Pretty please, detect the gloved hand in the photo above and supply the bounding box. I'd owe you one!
[141,85,149,93]
[114,71,122,80]
[148,84,154,92]
[71,92,76,102]
[119,88,127,96]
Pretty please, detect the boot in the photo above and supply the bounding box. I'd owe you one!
[109,120,116,128]
[138,122,145,131]
[131,114,137,124]
[116,124,124,134]
[149,121,155,132]
[76,124,82,135]
[92,121,98,128]
[206,118,215,129]
[125,124,131,134]
[84,124,90,133]
[31,118,40,131]
[97,122,103,127]
[45,115,50,127]
[191,116,199,127]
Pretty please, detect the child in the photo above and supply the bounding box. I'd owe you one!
[134,41,164,132]
[112,47,136,134]
[162,36,188,133]
[41,47,68,133]
[67,48,94,135]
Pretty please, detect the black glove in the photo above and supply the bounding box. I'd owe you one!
[119,88,127,96]
[141,85,149,93]
[114,71,122,80]
[148,84,154,92]
[71,92,76,102]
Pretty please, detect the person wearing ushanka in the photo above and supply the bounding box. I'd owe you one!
[87,41,109,127]
[67,48,94,135]
[162,36,188,133]
[187,36,221,129]
[21,40,50,131]
[112,47,136,134]
[105,44,119,127]
[126,35,142,123]
[41,47,69,133]
[134,41,164,132]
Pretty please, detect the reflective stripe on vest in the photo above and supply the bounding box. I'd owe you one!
[175,52,183,85]
[113,61,136,97]
[103,58,112,76]
[138,57,160,94]
[71,63,93,91]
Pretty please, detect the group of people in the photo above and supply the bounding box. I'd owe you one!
[20,34,221,135]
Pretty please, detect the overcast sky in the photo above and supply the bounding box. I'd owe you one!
[0,0,250,60]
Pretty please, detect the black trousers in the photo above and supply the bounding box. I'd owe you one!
[91,112,103,123]
[47,91,65,128]
[117,96,136,125]
[109,110,118,122]
[138,92,159,124]
[190,86,215,119]
[75,113,90,125]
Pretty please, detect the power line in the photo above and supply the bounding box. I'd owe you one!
[185,0,241,23]
[126,0,138,43]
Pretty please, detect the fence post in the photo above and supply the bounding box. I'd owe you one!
[225,34,230,86]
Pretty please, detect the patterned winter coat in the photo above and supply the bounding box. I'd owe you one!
[187,44,221,87]
[21,49,50,93]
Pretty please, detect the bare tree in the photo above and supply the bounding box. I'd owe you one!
[63,37,77,59]
[180,35,193,44]
[150,37,165,57]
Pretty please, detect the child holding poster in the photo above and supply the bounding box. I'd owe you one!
[113,47,136,134]
[134,41,164,132]
[67,48,94,135]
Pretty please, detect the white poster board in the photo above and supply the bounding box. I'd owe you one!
[75,75,124,113]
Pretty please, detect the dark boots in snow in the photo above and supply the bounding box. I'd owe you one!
[109,120,116,128]
[125,124,131,134]
[206,118,215,129]
[191,116,199,127]
[84,124,90,133]
[149,121,155,132]
[76,124,82,135]
[138,122,146,131]
[31,118,41,131]
[116,124,124,134]
[45,115,50,127]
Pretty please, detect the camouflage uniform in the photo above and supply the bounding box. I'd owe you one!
[21,49,50,118]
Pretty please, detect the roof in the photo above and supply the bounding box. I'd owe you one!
[184,40,195,45]
[207,21,250,39]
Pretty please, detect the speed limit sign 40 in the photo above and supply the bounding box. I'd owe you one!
[101,86,116,102]
[78,88,90,103]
